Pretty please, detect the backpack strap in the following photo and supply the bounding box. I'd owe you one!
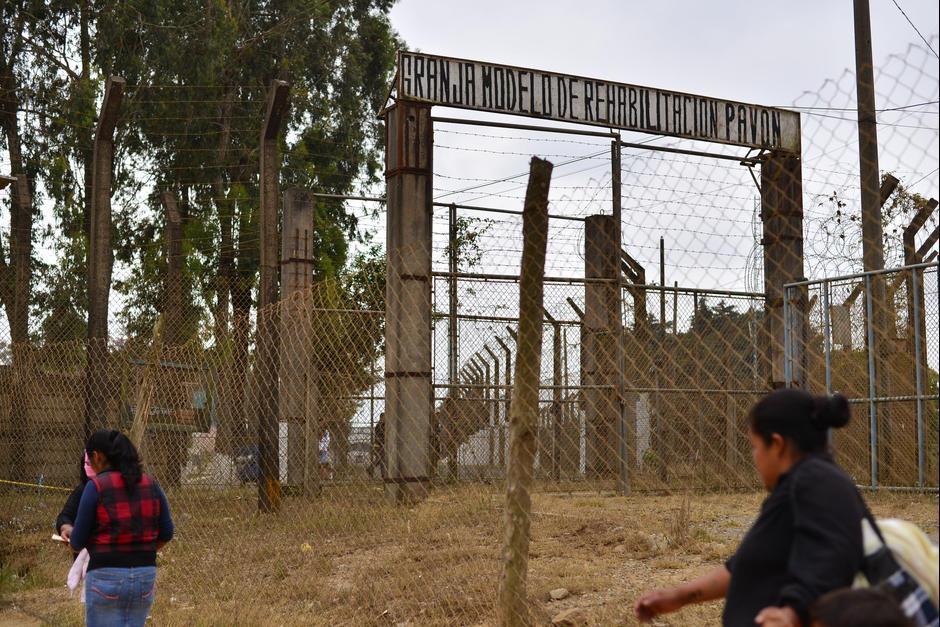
[854,488,889,548]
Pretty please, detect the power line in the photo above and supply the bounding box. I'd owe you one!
[782,99,939,113]
[906,166,940,191]
[890,0,940,60]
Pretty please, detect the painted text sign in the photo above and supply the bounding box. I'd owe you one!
[398,52,800,154]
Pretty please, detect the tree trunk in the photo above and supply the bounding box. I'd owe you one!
[0,49,34,482]
[80,0,93,250]
[213,87,234,346]
[216,251,253,457]
[211,88,239,455]
[0,65,31,347]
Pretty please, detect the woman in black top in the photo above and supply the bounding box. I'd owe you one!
[55,454,92,543]
[634,389,864,627]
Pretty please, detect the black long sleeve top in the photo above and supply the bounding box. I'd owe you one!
[723,454,864,627]
[55,484,85,534]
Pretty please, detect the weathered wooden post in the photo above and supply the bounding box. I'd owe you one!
[903,198,936,356]
[257,79,289,513]
[498,157,552,626]
[543,309,562,481]
[620,248,647,481]
[384,98,433,504]
[484,345,501,472]
[496,335,513,467]
[583,215,625,481]
[903,196,936,488]
[467,360,485,472]
[475,354,494,468]
[279,188,316,489]
[84,76,124,438]
[565,298,586,476]
[162,192,185,345]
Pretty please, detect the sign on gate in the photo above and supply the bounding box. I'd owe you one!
[397,51,801,154]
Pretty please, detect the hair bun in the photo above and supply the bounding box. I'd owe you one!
[813,393,851,429]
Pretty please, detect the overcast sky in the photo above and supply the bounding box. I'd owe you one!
[380,1,940,385]
[377,1,938,284]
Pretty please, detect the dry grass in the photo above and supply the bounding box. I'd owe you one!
[1,485,936,626]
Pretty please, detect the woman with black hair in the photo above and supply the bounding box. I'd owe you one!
[56,453,94,543]
[634,389,865,627]
[69,429,174,627]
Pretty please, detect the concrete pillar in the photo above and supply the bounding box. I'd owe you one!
[761,153,805,388]
[279,188,316,487]
[583,215,625,479]
[384,100,433,504]
[257,80,289,513]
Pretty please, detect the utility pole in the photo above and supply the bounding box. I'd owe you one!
[854,0,886,277]
[854,0,891,484]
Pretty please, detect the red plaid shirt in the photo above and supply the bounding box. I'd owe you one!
[89,471,161,554]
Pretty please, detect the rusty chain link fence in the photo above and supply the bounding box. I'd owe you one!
[2,37,939,626]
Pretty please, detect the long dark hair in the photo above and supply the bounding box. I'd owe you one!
[748,388,851,455]
[78,454,89,485]
[85,429,143,487]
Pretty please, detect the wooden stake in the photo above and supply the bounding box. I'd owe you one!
[128,316,164,451]
[498,156,552,626]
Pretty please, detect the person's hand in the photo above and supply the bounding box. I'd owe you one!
[59,524,73,542]
[755,606,801,627]
[634,587,684,623]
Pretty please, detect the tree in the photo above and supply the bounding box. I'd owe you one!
[0,0,44,349]
[89,0,398,451]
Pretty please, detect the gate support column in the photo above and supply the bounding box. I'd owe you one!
[280,189,316,489]
[384,100,433,504]
[584,215,625,480]
[761,153,805,389]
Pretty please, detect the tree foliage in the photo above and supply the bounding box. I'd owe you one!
[1,0,402,444]
[1,0,401,345]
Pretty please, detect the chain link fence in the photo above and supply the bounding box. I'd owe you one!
[2,37,939,626]
[785,264,940,490]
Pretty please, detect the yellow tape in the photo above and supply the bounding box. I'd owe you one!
[0,478,72,492]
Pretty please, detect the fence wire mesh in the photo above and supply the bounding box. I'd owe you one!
[786,264,940,491]
[1,35,938,627]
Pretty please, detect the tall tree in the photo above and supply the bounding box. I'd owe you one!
[92,0,399,450]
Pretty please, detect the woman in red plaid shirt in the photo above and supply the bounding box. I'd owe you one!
[70,430,174,627]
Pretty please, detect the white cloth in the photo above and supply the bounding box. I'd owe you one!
[854,518,939,606]
[67,548,89,603]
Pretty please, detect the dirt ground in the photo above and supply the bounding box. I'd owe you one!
[2,485,937,626]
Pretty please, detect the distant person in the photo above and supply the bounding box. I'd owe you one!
[809,588,912,627]
[56,453,95,546]
[372,413,386,480]
[319,431,332,480]
[635,390,865,627]
[70,429,174,627]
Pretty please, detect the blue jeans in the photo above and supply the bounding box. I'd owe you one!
[85,566,157,627]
